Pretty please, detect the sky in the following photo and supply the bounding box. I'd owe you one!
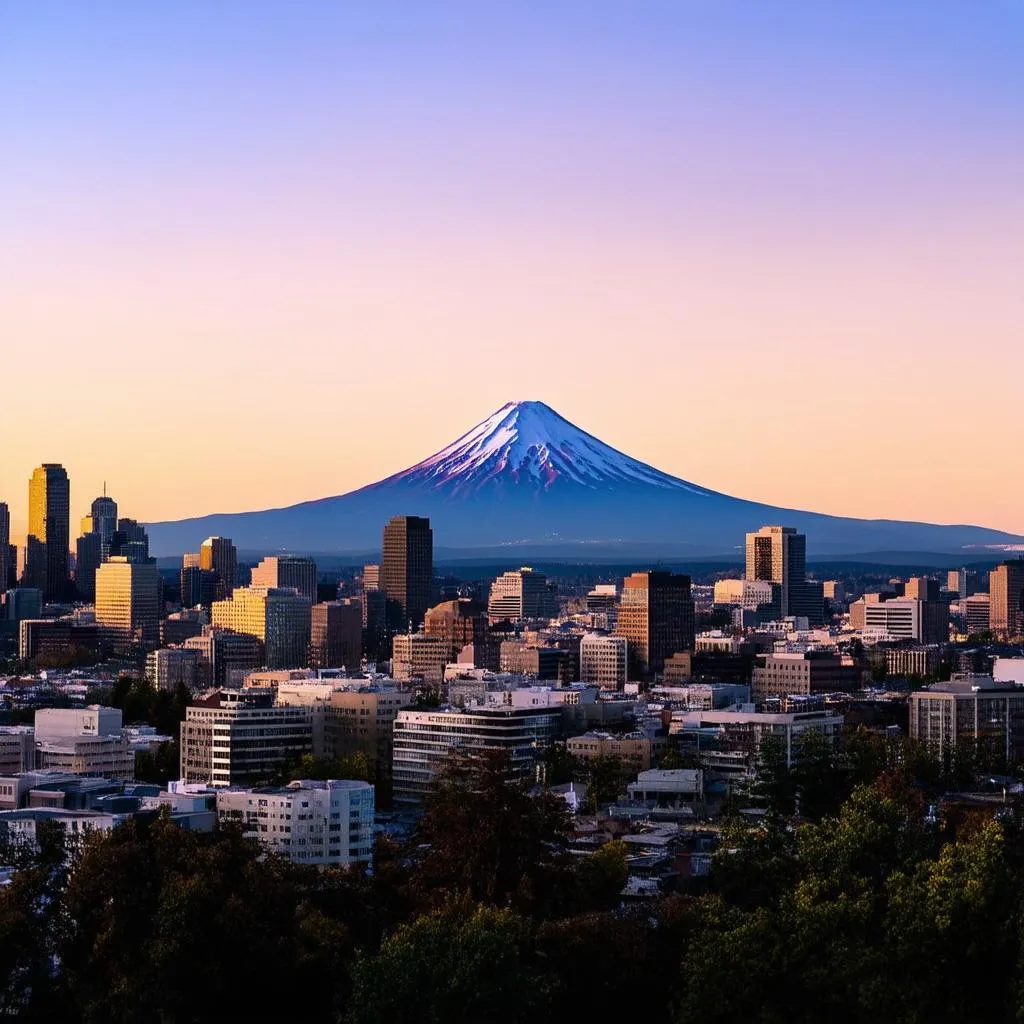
[2,1,1023,540]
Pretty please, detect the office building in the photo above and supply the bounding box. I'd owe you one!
[885,645,942,679]
[200,536,237,600]
[74,531,102,600]
[391,632,447,684]
[18,619,100,662]
[216,778,374,868]
[110,518,150,563]
[566,731,655,772]
[211,586,312,669]
[34,706,134,781]
[752,651,862,698]
[990,561,1024,637]
[614,570,695,679]
[180,565,218,608]
[309,600,362,669]
[146,647,201,691]
[0,503,10,598]
[910,677,1024,763]
[424,598,488,662]
[360,564,388,661]
[95,557,162,652]
[392,705,562,804]
[745,525,806,618]
[947,569,977,598]
[381,515,433,633]
[960,593,991,634]
[859,598,947,644]
[499,641,570,680]
[4,588,42,623]
[183,627,264,688]
[250,555,318,605]
[180,689,313,786]
[24,464,70,601]
[578,633,629,690]
[713,578,777,611]
[86,494,118,560]
[487,567,558,623]
[674,706,844,775]
[325,686,415,776]
[0,728,35,776]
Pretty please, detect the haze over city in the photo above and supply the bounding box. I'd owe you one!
[3,1,1023,537]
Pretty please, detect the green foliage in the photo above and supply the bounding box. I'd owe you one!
[347,903,547,1024]
[103,676,192,737]
[134,740,180,785]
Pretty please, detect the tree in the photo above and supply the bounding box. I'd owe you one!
[411,750,576,917]
[346,903,548,1024]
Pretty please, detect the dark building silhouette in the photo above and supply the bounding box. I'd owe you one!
[381,515,433,635]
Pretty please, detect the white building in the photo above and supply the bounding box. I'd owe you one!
[216,778,374,868]
[487,568,557,623]
[579,633,628,690]
[34,706,134,781]
[392,705,562,804]
[713,578,776,610]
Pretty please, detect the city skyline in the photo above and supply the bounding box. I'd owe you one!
[2,2,1023,536]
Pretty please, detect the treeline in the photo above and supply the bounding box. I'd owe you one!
[4,744,1024,1022]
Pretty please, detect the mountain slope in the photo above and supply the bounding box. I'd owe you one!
[146,401,1024,557]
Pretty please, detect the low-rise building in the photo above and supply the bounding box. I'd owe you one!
[909,676,1024,763]
[626,768,704,807]
[146,647,201,691]
[391,632,447,684]
[34,706,134,781]
[566,731,657,772]
[392,705,562,805]
[216,778,374,868]
[752,651,861,699]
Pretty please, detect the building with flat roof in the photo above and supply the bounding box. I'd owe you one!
[183,627,264,688]
[309,600,362,670]
[180,689,313,787]
[392,705,561,804]
[34,706,134,781]
[614,571,695,679]
[211,586,312,669]
[909,677,1024,763]
[752,651,861,699]
[95,557,162,652]
[391,631,447,684]
[216,778,374,868]
[382,515,433,634]
[487,568,557,624]
[579,633,628,691]
[990,561,1024,637]
[250,556,318,605]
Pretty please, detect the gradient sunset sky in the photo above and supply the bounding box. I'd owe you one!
[3,1,1023,538]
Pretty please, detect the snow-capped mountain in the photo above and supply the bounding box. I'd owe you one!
[146,401,1024,558]
[381,400,711,494]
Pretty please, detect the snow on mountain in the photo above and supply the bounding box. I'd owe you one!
[383,400,713,495]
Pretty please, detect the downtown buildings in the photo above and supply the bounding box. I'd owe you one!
[24,464,70,602]
[381,515,433,635]
[614,570,695,679]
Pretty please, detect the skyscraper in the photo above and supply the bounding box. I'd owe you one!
[990,561,1024,637]
[309,600,362,669]
[24,464,70,602]
[381,516,433,633]
[211,586,312,669]
[250,555,318,605]
[95,556,162,652]
[745,525,806,618]
[0,503,10,597]
[614,570,695,679]
[200,536,237,600]
[88,494,118,560]
[486,567,558,623]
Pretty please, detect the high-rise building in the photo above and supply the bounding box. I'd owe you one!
[180,565,218,608]
[95,557,162,652]
[360,564,388,661]
[745,525,806,618]
[24,464,70,601]
[961,593,991,635]
[211,586,312,669]
[111,518,150,563]
[487,567,558,623]
[423,598,488,662]
[309,600,362,669]
[990,561,1024,637]
[391,632,447,684]
[145,647,201,692]
[325,685,415,777]
[0,503,10,597]
[250,555,318,605]
[579,633,629,690]
[614,571,695,679]
[183,627,264,688]
[75,532,102,600]
[200,536,237,601]
[86,495,118,560]
[381,516,433,634]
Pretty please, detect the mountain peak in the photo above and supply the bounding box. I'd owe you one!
[384,401,712,496]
